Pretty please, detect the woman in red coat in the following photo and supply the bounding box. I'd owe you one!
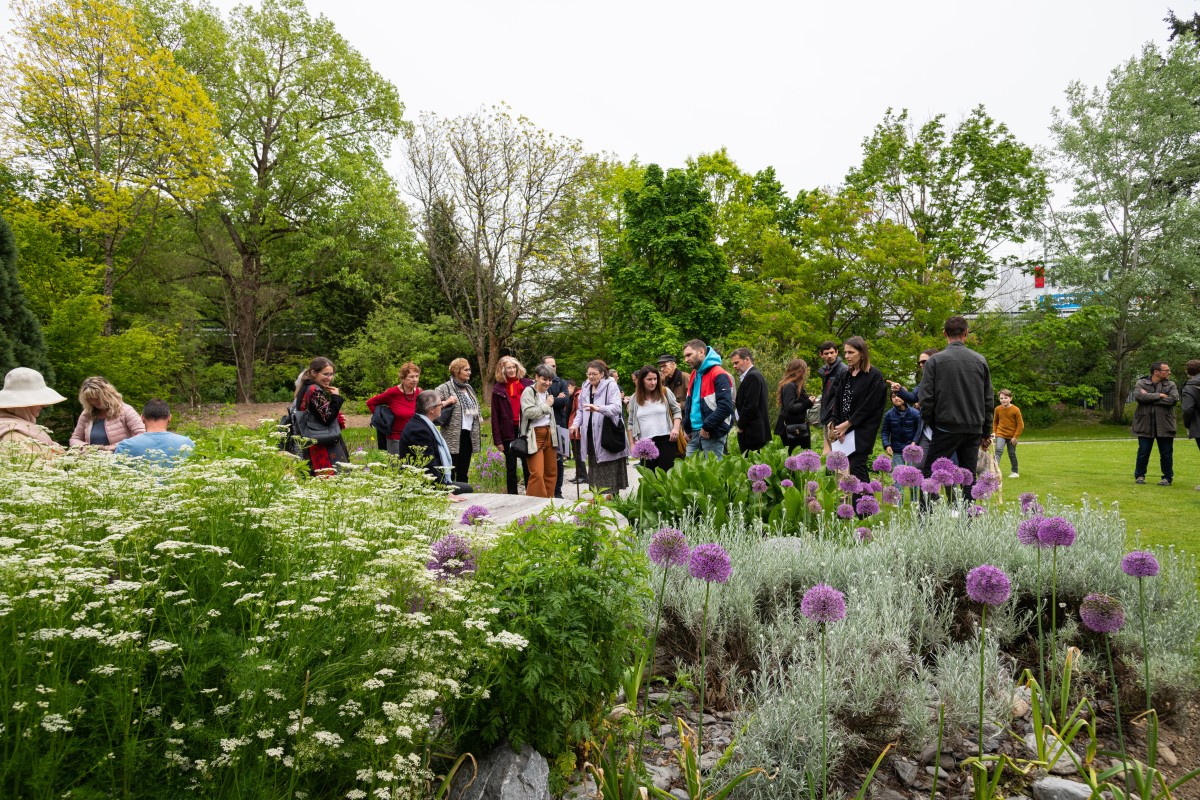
[367,362,443,456]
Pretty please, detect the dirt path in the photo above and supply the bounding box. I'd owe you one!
[174,402,370,429]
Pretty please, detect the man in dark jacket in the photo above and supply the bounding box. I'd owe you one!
[540,356,570,498]
[682,339,735,458]
[1132,361,1179,486]
[658,354,689,404]
[918,316,993,489]
[730,347,770,453]
[1182,359,1200,491]
[816,341,847,427]
[399,392,473,495]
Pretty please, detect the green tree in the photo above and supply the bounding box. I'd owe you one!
[0,0,223,328]
[846,106,1048,300]
[172,0,410,401]
[0,214,52,378]
[1048,38,1200,421]
[405,105,585,393]
[604,164,745,371]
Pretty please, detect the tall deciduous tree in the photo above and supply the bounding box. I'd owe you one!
[176,0,410,401]
[0,214,51,378]
[1048,38,1200,421]
[603,164,745,370]
[0,0,223,329]
[404,106,585,393]
[846,106,1047,301]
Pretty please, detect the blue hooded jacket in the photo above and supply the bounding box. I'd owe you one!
[685,347,735,436]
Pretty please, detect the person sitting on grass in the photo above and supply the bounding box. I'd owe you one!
[399,391,473,499]
[114,399,195,467]
[992,389,1024,478]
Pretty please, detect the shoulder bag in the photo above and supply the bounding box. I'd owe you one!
[600,384,627,452]
[295,407,343,446]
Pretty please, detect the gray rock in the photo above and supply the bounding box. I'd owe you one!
[938,754,956,770]
[1031,777,1091,800]
[1022,732,1077,776]
[658,723,675,738]
[875,790,908,800]
[646,763,679,790]
[670,789,689,800]
[699,750,721,771]
[1157,742,1178,767]
[453,743,551,800]
[918,743,938,765]
[894,758,921,788]
[925,766,950,779]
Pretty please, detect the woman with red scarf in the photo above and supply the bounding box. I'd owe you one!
[294,356,348,476]
[490,356,532,494]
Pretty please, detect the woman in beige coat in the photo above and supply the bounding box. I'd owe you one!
[519,365,561,498]
[70,376,144,450]
[0,367,67,454]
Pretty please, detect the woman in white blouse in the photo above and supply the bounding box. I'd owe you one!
[627,364,682,472]
[519,364,560,497]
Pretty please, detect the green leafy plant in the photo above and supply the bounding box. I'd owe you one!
[585,739,650,800]
[648,719,765,800]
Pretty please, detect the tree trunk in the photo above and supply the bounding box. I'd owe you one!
[1110,323,1128,424]
[102,243,115,336]
[232,253,261,403]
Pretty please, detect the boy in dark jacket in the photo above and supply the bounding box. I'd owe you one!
[881,393,921,466]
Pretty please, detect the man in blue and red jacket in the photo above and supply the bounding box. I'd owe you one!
[681,338,735,458]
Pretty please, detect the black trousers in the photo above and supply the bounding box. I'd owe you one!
[452,430,473,484]
[921,430,981,505]
[643,433,679,473]
[572,437,588,480]
[554,446,565,497]
[504,440,527,495]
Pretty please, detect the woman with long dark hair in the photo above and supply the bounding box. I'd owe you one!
[774,358,814,452]
[627,364,682,473]
[294,356,349,476]
[826,336,887,484]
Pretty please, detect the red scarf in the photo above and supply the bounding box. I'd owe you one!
[506,378,523,422]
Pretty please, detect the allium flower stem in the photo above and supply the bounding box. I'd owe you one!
[977,605,987,759]
[636,565,671,765]
[697,581,711,762]
[1049,546,1059,705]
[1035,548,1047,713]
[1104,635,1127,770]
[1138,577,1151,712]
[820,624,828,800]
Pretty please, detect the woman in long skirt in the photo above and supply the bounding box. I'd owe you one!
[569,359,629,494]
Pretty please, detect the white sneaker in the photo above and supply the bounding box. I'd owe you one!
[1008,472,1019,478]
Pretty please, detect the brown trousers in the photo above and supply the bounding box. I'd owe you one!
[526,427,558,498]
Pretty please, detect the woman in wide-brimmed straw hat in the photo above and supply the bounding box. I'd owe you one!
[0,367,67,453]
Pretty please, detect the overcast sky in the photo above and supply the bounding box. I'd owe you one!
[207,0,1187,194]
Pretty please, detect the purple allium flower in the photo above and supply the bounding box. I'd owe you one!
[806,480,820,495]
[460,505,490,526]
[867,479,884,493]
[1121,550,1160,578]
[648,527,690,568]
[1017,515,1043,546]
[881,485,901,506]
[855,527,873,542]
[920,478,941,496]
[971,472,1000,501]
[427,534,476,577]
[839,475,863,494]
[968,504,986,517]
[932,468,958,487]
[688,542,732,584]
[1037,516,1077,548]
[806,498,823,514]
[801,583,847,624]
[836,502,855,519]
[748,463,773,482]
[1019,492,1039,514]
[872,454,893,473]
[752,479,768,494]
[903,444,925,466]
[1080,593,1125,634]
[957,468,975,487]
[966,564,1012,607]
[893,465,923,488]
[825,451,849,472]
[787,450,822,472]
[855,495,881,517]
[931,457,956,474]
[631,438,660,460]
[781,479,794,488]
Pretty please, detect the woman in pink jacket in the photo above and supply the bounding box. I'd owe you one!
[70,376,145,451]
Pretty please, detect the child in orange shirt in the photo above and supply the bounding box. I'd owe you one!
[993,389,1024,478]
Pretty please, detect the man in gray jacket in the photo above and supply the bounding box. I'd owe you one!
[919,316,993,491]
[1183,359,1200,491]
[1133,361,1181,485]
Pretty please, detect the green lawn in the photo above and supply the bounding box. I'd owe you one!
[999,436,1200,554]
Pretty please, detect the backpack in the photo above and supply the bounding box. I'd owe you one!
[278,406,302,456]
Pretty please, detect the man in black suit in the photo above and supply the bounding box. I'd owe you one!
[730,347,770,453]
[398,392,474,495]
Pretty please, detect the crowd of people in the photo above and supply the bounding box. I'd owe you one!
[3,314,1198,495]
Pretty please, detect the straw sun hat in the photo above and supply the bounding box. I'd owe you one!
[0,368,67,408]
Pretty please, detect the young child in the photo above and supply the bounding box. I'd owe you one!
[993,389,1024,478]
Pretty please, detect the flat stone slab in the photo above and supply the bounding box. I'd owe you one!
[459,492,628,528]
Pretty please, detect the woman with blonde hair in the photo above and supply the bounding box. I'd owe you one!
[434,357,480,483]
[70,376,145,450]
[774,358,814,452]
[294,356,349,476]
[490,355,532,494]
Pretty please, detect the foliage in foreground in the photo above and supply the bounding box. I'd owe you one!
[0,427,526,799]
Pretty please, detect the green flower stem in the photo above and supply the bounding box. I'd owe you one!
[636,566,671,765]
[698,581,710,768]
[820,624,828,800]
[1049,546,1059,706]
[977,605,987,759]
[1105,636,1126,769]
[1036,548,1047,713]
[1138,577,1152,712]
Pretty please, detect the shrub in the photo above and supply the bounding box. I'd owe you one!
[444,503,650,766]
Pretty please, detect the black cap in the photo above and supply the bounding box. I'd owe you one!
[656,353,676,364]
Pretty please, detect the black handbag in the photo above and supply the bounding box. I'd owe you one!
[601,415,626,452]
[295,407,343,445]
[785,422,809,437]
[508,435,529,457]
